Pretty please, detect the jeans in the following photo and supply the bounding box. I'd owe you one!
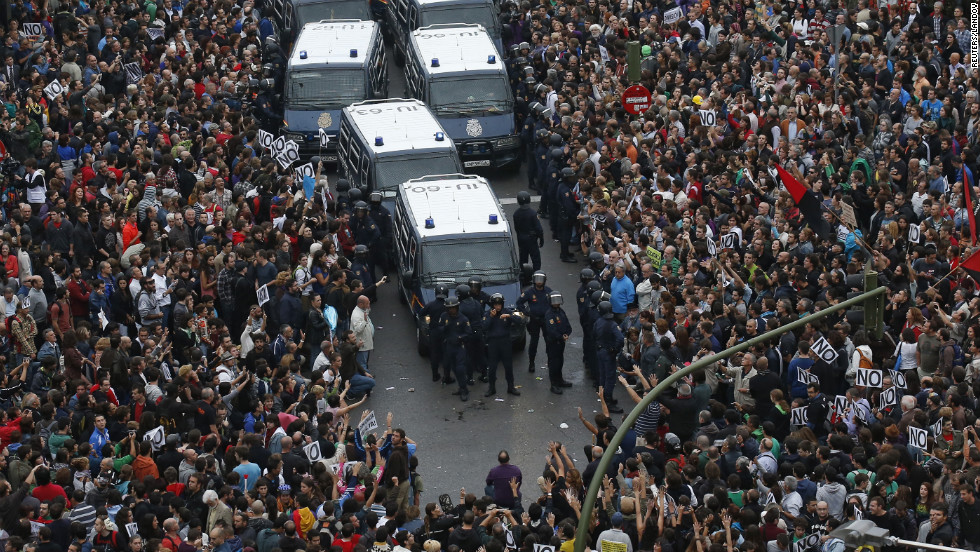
[348,373,375,397]
[356,350,371,373]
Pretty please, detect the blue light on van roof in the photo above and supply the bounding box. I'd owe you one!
[375,136,384,146]
[425,217,435,229]
[350,49,357,57]
[300,50,308,59]
[487,55,496,64]
[435,132,444,141]
[489,214,498,224]
[431,58,440,67]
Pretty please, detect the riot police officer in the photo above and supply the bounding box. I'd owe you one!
[351,201,381,247]
[594,300,625,413]
[516,271,552,372]
[513,191,544,271]
[483,293,520,397]
[457,284,486,383]
[351,245,376,300]
[440,296,472,401]
[419,285,448,382]
[543,292,572,395]
[467,276,491,309]
[544,147,563,235]
[577,273,600,380]
[368,192,393,273]
[556,167,579,263]
[255,78,279,129]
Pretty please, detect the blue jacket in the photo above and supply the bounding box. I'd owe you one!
[609,274,635,314]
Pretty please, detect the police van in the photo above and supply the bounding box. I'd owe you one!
[281,20,387,161]
[338,99,462,206]
[405,24,520,170]
[270,0,373,48]
[394,174,526,353]
[386,0,501,64]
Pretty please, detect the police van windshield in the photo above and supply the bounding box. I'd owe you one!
[421,239,517,285]
[296,1,372,25]
[376,155,460,195]
[287,70,365,108]
[421,7,499,39]
[429,77,511,116]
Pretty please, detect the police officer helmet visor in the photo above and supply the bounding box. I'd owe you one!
[490,293,505,305]
[549,293,563,306]
[445,296,460,308]
[532,272,546,285]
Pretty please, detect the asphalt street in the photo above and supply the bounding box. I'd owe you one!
[330,49,607,504]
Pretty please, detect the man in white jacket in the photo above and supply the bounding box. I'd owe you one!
[351,295,375,373]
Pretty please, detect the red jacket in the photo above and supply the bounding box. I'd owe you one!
[67,278,91,317]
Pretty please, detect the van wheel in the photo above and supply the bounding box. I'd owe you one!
[417,328,430,356]
[512,334,526,351]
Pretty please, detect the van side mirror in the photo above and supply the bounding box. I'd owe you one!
[401,269,415,287]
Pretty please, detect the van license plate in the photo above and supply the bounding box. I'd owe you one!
[464,160,491,167]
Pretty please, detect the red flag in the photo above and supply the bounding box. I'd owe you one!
[774,164,831,239]
[961,247,980,275]
[965,166,977,246]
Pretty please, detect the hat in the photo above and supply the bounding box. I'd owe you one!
[641,45,652,56]
[221,352,235,362]
[692,95,703,106]
[611,512,624,526]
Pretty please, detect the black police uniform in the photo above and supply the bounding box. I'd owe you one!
[368,203,393,272]
[557,177,579,261]
[351,211,380,247]
[544,154,561,236]
[594,315,625,403]
[577,284,596,378]
[516,283,552,370]
[543,305,572,390]
[513,204,544,271]
[460,295,487,381]
[419,298,446,381]
[440,310,472,399]
[483,307,517,394]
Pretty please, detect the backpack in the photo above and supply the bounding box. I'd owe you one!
[943,343,965,368]
[133,291,146,325]
[856,349,873,370]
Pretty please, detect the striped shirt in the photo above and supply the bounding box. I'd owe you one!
[634,401,661,435]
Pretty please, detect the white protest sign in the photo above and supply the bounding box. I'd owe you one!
[890,370,907,389]
[272,136,287,156]
[794,534,820,552]
[720,232,737,250]
[257,129,274,150]
[837,226,849,243]
[930,420,943,436]
[879,387,898,409]
[855,368,881,388]
[319,128,330,148]
[30,521,42,537]
[699,110,717,126]
[663,7,683,24]
[797,369,819,385]
[126,522,139,537]
[304,440,323,462]
[534,545,555,552]
[275,152,293,170]
[44,80,65,100]
[791,407,809,426]
[908,426,928,450]
[143,425,166,451]
[840,202,857,227]
[256,284,270,307]
[707,239,716,256]
[295,162,315,181]
[124,62,143,85]
[147,27,165,40]
[908,224,921,243]
[810,336,838,364]
[22,23,43,40]
[283,140,301,163]
[358,411,379,436]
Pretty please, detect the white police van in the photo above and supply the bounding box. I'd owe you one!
[281,20,387,161]
[270,0,373,48]
[385,0,501,64]
[405,24,519,170]
[338,98,462,205]
[394,174,526,353]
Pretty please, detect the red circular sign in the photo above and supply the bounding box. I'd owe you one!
[621,85,652,115]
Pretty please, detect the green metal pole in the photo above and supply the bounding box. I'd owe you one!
[626,41,641,84]
[572,286,888,552]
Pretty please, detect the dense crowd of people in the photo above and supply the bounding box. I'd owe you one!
[0,0,977,552]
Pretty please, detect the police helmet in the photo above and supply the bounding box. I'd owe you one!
[535,128,550,141]
[509,45,521,58]
[586,280,602,294]
[444,295,460,308]
[530,102,544,116]
[336,179,351,193]
[532,271,547,285]
[369,191,382,205]
[434,284,449,299]
[549,133,563,147]
[579,268,596,283]
[259,78,275,91]
[517,191,532,205]
[588,251,604,269]
[561,167,576,182]
[549,292,563,306]
[539,107,553,120]
[353,244,369,256]
[455,284,471,300]
[598,300,614,319]
[591,290,610,306]
[550,148,564,161]
[524,76,537,86]
[348,188,363,202]
[489,293,505,306]
[354,201,369,212]
[519,42,531,51]
[665,433,682,452]
[467,276,483,291]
